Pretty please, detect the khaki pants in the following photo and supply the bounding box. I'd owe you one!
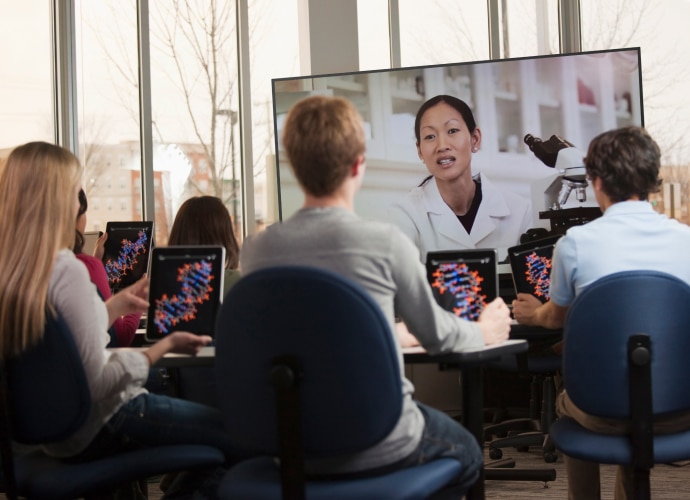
[556,390,690,500]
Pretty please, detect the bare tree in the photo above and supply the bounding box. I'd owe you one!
[415,0,688,164]
[579,0,690,166]
[89,0,273,212]
[79,116,112,199]
[150,0,237,203]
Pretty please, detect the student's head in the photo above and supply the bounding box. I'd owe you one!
[0,141,82,357]
[74,188,88,253]
[281,95,365,197]
[168,195,240,269]
[584,126,662,202]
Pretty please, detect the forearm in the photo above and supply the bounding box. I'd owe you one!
[532,301,568,330]
[142,336,173,366]
[106,301,128,327]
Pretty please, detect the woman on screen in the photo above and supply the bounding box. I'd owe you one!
[388,94,531,262]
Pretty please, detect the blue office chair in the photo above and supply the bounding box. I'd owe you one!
[0,314,225,500]
[214,265,469,500]
[549,270,690,499]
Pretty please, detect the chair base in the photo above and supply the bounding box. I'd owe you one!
[488,431,558,463]
[485,373,558,463]
[484,467,557,483]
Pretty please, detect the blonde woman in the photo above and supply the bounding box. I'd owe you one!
[0,142,236,462]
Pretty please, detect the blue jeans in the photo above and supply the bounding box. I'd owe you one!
[163,401,483,498]
[397,401,483,493]
[71,393,240,463]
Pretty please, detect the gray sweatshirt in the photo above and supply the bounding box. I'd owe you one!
[240,207,484,474]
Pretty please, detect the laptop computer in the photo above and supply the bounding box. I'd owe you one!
[145,245,225,342]
[101,221,154,293]
[426,249,498,321]
[507,235,562,303]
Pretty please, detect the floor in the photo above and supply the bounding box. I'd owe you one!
[483,447,690,499]
[1,444,688,499]
[141,447,690,499]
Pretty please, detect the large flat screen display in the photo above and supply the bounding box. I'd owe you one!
[271,48,643,262]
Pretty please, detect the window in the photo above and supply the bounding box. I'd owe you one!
[247,0,301,229]
[356,0,390,71]
[397,0,490,66]
[580,0,690,223]
[0,1,54,148]
[75,0,142,220]
[147,0,241,241]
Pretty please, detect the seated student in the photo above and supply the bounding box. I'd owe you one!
[73,188,142,347]
[239,95,511,492]
[512,126,690,500]
[0,142,240,465]
[168,195,241,297]
[166,195,242,411]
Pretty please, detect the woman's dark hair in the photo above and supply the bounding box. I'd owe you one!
[168,196,240,269]
[73,188,88,254]
[584,126,662,202]
[415,95,477,187]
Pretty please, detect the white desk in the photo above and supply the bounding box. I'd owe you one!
[111,345,215,368]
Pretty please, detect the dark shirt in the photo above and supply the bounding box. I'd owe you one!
[457,179,482,233]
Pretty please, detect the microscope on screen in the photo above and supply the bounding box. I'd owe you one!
[523,134,602,241]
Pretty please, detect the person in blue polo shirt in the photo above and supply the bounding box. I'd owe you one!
[513,125,690,500]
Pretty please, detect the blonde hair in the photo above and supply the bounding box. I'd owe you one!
[0,142,81,358]
[281,95,365,197]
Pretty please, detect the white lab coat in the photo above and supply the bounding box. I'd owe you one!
[388,173,532,263]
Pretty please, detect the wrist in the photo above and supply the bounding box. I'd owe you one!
[142,350,153,367]
[161,334,175,352]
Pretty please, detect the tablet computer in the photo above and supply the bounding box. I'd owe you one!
[507,235,562,302]
[426,249,498,321]
[102,221,154,292]
[145,246,225,342]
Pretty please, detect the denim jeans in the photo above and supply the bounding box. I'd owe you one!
[164,400,483,498]
[71,393,239,463]
[396,401,483,493]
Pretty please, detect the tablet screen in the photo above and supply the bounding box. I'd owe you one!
[507,235,562,302]
[102,221,154,292]
[426,249,498,321]
[145,246,225,341]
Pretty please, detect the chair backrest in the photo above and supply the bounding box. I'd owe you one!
[0,314,91,498]
[214,265,402,457]
[1,313,90,444]
[563,270,690,419]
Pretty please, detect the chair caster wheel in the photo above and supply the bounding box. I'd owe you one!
[544,452,558,463]
[489,448,503,460]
